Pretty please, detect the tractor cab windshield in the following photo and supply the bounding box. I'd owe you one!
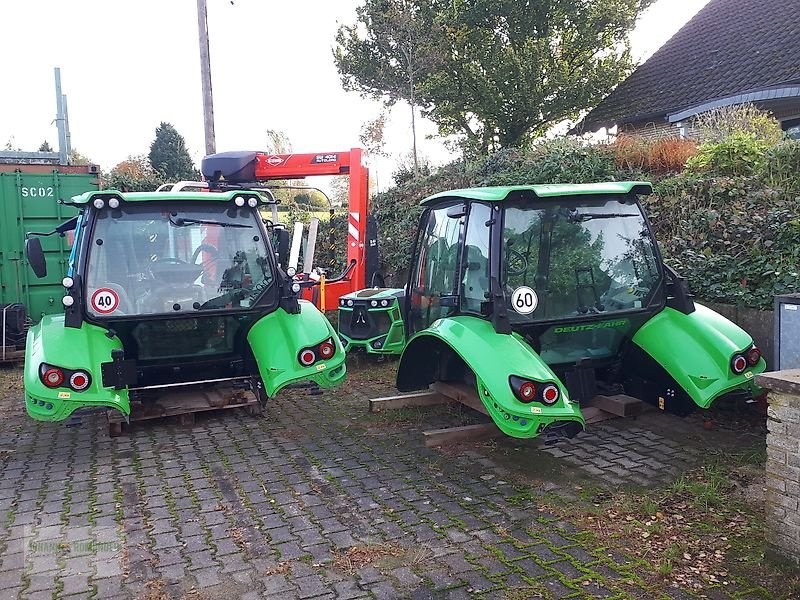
[501,196,663,324]
[84,202,275,318]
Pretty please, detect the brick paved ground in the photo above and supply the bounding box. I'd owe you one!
[0,362,768,599]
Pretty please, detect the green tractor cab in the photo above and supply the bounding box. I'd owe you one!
[337,288,406,354]
[394,182,765,439]
[23,189,346,425]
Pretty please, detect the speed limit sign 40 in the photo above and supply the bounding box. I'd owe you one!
[90,288,120,314]
[511,286,538,315]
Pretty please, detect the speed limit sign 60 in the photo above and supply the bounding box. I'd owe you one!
[511,286,538,315]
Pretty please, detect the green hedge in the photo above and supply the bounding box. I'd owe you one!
[646,175,800,309]
[368,138,800,309]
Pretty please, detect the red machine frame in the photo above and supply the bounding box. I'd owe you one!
[250,148,369,311]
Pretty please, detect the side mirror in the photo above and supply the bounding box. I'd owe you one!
[446,204,467,219]
[26,238,47,278]
[273,228,290,269]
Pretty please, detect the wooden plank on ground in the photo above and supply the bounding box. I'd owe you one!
[0,347,25,362]
[369,390,450,413]
[580,406,615,425]
[109,389,257,423]
[422,422,501,447]
[430,381,489,415]
[584,394,643,417]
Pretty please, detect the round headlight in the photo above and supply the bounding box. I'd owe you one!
[299,349,316,366]
[347,299,353,307]
[371,300,378,307]
[247,197,258,207]
[287,267,296,277]
[62,277,74,289]
[108,198,120,209]
[69,371,90,391]
[519,381,537,402]
[541,384,560,405]
[381,299,388,307]
[43,367,64,388]
[234,197,245,207]
[319,341,335,359]
[731,354,748,374]
[291,283,301,293]
[93,198,105,209]
[62,295,74,307]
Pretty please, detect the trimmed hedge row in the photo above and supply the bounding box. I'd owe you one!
[366,139,800,309]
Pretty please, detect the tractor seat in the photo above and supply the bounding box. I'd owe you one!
[462,244,489,312]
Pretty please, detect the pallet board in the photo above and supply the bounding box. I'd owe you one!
[430,381,489,415]
[422,423,501,447]
[107,387,260,435]
[369,390,450,412]
[0,346,24,362]
[367,382,646,446]
[584,394,643,417]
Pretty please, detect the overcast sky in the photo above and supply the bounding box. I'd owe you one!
[1,0,710,189]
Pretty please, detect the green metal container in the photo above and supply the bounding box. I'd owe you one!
[0,165,99,321]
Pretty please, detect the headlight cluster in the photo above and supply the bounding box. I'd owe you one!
[731,345,761,375]
[509,375,560,406]
[39,363,91,391]
[339,298,391,308]
[298,338,336,367]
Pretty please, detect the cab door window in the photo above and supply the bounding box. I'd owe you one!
[409,206,462,334]
[460,203,491,314]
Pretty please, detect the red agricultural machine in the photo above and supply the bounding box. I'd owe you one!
[200,148,378,311]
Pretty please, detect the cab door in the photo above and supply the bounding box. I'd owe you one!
[407,204,463,335]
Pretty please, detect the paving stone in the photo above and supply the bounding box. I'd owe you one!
[295,573,333,598]
[192,566,223,587]
[540,576,581,598]
[261,573,294,595]
[333,579,369,599]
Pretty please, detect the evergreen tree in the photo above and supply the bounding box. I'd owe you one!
[148,122,197,181]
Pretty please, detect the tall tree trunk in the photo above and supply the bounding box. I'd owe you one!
[410,102,419,174]
[409,68,419,174]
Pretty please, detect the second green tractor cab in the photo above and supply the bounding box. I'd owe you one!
[376,182,765,439]
[337,288,406,355]
[23,185,345,426]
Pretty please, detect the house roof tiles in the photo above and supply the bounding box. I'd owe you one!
[580,0,800,130]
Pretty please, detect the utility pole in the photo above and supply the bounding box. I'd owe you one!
[54,68,69,165]
[196,0,216,155]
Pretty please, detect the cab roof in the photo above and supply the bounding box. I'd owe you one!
[421,182,652,206]
[68,189,264,205]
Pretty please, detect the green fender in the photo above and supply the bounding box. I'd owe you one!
[247,300,346,397]
[632,304,766,408]
[24,315,130,422]
[397,316,584,439]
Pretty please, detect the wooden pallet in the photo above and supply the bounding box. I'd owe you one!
[107,387,260,436]
[368,383,644,447]
[583,394,643,417]
[0,346,24,363]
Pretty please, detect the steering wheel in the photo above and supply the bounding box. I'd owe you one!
[506,249,529,277]
[191,244,219,265]
[155,256,187,264]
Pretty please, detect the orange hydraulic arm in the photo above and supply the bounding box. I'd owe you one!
[201,148,370,310]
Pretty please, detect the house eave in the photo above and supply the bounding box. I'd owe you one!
[667,86,800,123]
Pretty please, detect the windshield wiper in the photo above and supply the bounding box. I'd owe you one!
[168,216,251,228]
[567,212,638,223]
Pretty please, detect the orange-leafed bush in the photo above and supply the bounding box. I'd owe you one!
[613,135,698,175]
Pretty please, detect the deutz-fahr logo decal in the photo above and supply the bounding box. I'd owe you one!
[552,319,629,334]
